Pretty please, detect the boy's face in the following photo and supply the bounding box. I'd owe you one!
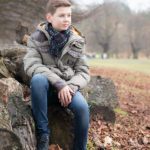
[46,7,71,31]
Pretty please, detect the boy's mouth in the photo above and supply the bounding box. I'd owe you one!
[63,23,69,26]
[63,25,69,27]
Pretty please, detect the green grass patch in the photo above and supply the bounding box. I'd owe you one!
[87,139,95,150]
[114,108,128,116]
[87,58,150,75]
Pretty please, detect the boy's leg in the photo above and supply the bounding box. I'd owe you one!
[68,91,90,150]
[31,75,89,150]
[31,74,50,136]
[31,74,59,150]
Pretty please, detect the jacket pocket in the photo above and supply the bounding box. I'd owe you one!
[61,53,76,67]
[70,40,84,50]
[67,50,83,58]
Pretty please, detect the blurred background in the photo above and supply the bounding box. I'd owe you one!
[0,0,150,60]
[75,0,150,60]
[0,0,150,75]
[0,1,150,149]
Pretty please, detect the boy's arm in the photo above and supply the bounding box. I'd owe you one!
[23,36,67,91]
[67,56,90,92]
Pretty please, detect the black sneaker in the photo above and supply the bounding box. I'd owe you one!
[37,134,49,150]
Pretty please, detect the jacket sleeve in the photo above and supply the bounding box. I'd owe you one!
[23,36,67,91]
[67,39,90,91]
[67,56,90,90]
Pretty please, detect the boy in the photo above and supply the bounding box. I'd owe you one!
[23,0,90,150]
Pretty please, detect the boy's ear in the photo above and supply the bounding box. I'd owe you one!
[46,13,52,23]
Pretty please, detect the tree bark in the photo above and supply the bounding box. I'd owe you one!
[0,44,30,83]
[0,78,36,150]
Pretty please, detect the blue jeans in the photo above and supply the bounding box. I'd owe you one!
[31,74,90,150]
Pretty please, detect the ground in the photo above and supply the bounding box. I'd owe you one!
[87,59,150,150]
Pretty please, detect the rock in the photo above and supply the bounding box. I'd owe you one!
[0,78,36,150]
[0,44,29,83]
[0,79,9,104]
[83,76,118,123]
[0,57,11,78]
[48,107,74,150]
[0,128,23,150]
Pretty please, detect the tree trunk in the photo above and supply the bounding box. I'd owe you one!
[133,50,139,59]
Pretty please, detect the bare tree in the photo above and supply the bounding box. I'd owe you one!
[127,12,150,59]
[92,2,120,59]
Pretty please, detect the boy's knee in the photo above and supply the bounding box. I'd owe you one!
[78,102,89,115]
[71,93,89,126]
[72,92,89,114]
[31,74,48,87]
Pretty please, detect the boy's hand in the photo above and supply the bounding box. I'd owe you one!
[58,85,74,107]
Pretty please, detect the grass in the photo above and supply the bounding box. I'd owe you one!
[87,58,150,75]
[114,108,128,116]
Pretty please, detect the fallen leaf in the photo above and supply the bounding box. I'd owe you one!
[49,144,62,150]
[104,136,112,147]
[142,136,149,145]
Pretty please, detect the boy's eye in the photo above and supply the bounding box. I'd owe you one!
[59,14,71,18]
[59,14,65,17]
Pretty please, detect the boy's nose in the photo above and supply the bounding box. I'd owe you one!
[64,16,70,22]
